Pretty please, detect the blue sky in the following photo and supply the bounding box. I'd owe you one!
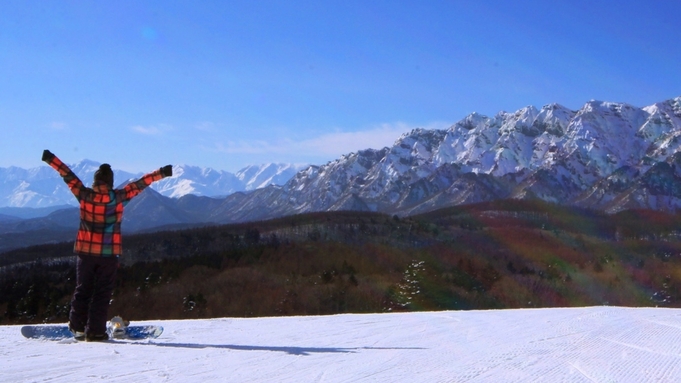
[1,1,679,173]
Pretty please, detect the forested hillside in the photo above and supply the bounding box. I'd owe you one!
[3,199,681,324]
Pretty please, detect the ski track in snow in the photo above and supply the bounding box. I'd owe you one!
[3,306,681,382]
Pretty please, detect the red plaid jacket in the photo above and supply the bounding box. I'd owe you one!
[45,155,166,257]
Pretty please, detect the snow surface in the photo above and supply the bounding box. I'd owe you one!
[3,306,681,382]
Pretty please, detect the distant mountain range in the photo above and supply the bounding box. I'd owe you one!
[3,96,681,252]
[0,162,306,209]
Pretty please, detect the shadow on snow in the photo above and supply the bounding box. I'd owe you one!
[120,341,427,356]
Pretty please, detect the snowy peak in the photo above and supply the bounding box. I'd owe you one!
[640,97,681,143]
[453,111,491,131]
[499,105,539,136]
[70,159,103,175]
[235,163,307,190]
[153,164,241,198]
[534,103,575,137]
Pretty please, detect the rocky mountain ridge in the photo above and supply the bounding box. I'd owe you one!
[223,96,681,220]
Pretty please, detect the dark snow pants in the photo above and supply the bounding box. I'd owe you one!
[69,255,119,335]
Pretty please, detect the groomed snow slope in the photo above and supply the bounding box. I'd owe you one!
[3,306,681,382]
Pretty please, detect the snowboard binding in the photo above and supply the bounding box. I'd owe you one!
[109,316,130,339]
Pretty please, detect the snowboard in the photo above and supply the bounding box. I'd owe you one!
[20,324,163,341]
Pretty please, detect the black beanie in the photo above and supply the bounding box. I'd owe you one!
[94,163,114,187]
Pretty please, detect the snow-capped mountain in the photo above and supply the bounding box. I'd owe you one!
[0,162,305,208]
[211,96,681,221]
[150,165,242,199]
[236,163,307,190]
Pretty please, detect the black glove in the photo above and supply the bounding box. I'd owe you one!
[42,150,55,162]
[160,165,173,177]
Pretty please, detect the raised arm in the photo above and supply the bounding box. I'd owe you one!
[120,164,173,202]
[42,150,85,200]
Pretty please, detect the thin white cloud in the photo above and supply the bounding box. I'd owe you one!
[208,122,450,157]
[212,140,279,154]
[130,124,173,136]
[296,123,415,156]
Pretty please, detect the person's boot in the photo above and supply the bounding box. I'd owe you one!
[68,323,85,341]
[86,332,109,342]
